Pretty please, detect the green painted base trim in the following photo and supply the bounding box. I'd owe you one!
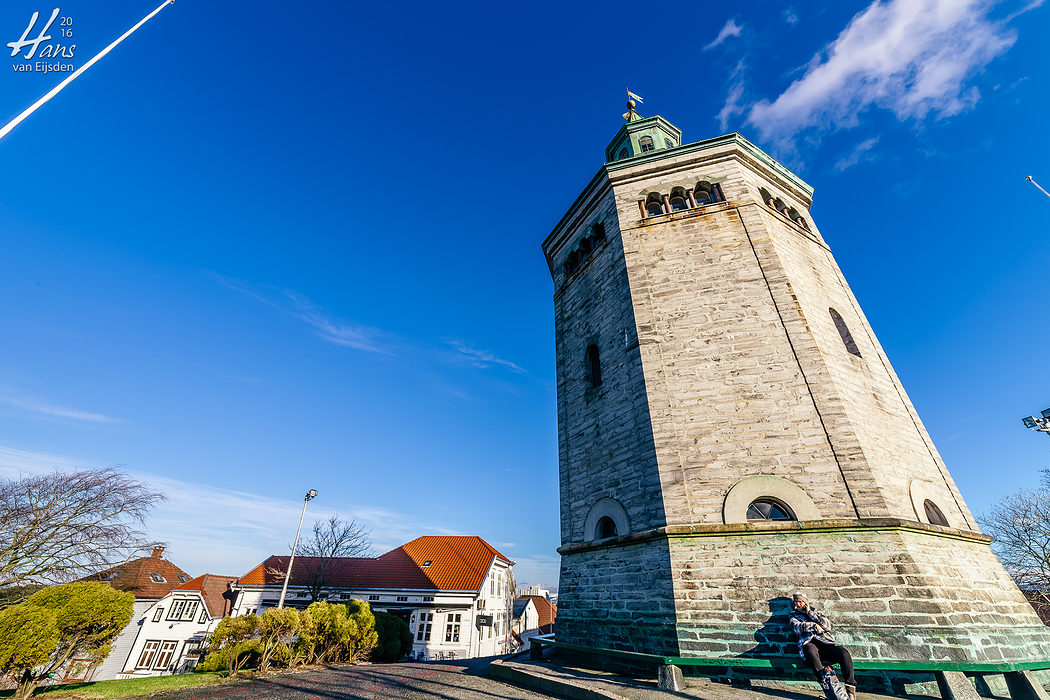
[531,638,1050,674]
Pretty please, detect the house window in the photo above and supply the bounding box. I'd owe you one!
[369,595,380,601]
[670,195,688,211]
[644,193,664,217]
[154,641,178,670]
[924,500,949,527]
[137,641,161,669]
[595,516,618,540]
[478,599,486,610]
[586,344,602,388]
[199,609,208,624]
[396,596,408,602]
[167,600,185,620]
[694,188,712,204]
[150,573,166,583]
[746,499,795,521]
[638,135,654,152]
[445,613,461,643]
[423,596,434,602]
[422,560,432,567]
[830,308,862,357]
[178,574,190,583]
[152,607,164,622]
[417,612,432,641]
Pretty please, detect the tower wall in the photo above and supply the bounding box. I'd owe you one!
[545,132,1050,664]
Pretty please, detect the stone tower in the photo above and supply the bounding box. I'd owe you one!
[541,109,1050,664]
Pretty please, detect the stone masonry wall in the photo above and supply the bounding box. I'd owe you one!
[558,538,680,656]
[670,526,1050,663]
[611,157,856,524]
[554,187,670,544]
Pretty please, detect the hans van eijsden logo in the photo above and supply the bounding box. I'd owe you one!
[9,8,76,74]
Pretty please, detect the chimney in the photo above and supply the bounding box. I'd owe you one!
[151,546,165,559]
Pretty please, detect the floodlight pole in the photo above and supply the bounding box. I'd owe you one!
[1022,409,1050,438]
[1027,177,1050,200]
[277,489,317,609]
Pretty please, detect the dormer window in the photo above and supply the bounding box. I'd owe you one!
[150,573,166,583]
[638,136,655,153]
[422,560,432,568]
[102,570,120,582]
[178,574,190,583]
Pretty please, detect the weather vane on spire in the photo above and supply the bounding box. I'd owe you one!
[623,88,644,121]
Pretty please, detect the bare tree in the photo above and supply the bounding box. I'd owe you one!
[0,468,165,599]
[296,516,372,602]
[980,469,1050,618]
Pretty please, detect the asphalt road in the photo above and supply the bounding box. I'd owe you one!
[145,659,557,700]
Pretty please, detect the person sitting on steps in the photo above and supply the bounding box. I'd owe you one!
[789,591,857,700]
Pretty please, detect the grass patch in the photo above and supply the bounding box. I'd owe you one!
[0,672,234,699]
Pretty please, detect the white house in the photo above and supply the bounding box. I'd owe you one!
[512,594,556,649]
[231,535,516,660]
[119,574,237,678]
[73,547,194,682]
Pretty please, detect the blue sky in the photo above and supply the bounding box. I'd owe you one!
[1,0,1048,591]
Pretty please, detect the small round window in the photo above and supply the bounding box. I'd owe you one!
[595,516,618,540]
[924,500,949,527]
[746,499,795,521]
[617,147,629,160]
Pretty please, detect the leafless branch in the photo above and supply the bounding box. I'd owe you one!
[296,516,372,602]
[979,469,1050,596]
[0,467,165,596]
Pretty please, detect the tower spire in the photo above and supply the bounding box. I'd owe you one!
[623,88,643,121]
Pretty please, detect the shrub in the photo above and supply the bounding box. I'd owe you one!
[372,612,412,662]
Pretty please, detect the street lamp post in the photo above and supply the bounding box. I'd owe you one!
[1021,409,1050,438]
[277,489,317,609]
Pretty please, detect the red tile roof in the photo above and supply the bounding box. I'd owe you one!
[237,536,510,592]
[174,574,238,617]
[82,547,191,599]
[519,595,557,629]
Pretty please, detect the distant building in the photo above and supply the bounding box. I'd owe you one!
[76,546,192,682]
[517,584,551,599]
[119,574,237,678]
[231,536,515,660]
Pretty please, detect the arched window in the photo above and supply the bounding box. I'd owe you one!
[829,308,862,357]
[586,344,602,388]
[746,499,796,521]
[694,188,712,205]
[617,147,629,160]
[595,516,618,540]
[591,221,606,244]
[564,250,580,278]
[664,138,674,149]
[638,135,655,153]
[924,500,949,527]
[645,193,664,217]
[670,188,688,211]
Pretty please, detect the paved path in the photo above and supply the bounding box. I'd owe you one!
[145,659,557,700]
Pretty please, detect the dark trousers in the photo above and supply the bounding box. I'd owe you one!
[802,639,855,687]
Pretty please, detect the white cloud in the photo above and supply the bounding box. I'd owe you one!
[704,18,744,51]
[717,62,748,131]
[782,7,800,25]
[444,340,526,374]
[746,0,1016,150]
[834,136,880,171]
[211,272,526,375]
[0,388,119,424]
[0,443,552,587]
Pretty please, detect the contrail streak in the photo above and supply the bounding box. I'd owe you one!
[0,0,175,142]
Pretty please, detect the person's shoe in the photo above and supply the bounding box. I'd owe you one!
[845,684,857,700]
